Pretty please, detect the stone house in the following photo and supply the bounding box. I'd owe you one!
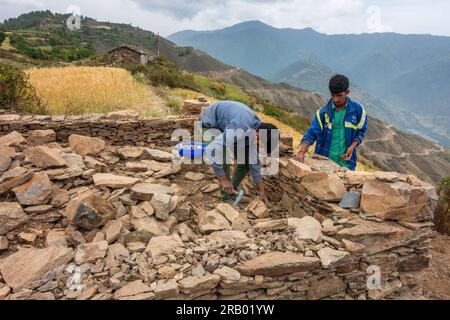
[108,44,155,66]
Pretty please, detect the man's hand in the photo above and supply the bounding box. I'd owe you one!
[342,141,359,161]
[295,151,306,163]
[219,176,235,195]
[295,143,309,163]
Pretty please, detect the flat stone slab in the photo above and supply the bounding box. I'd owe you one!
[236,252,320,276]
[93,174,141,189]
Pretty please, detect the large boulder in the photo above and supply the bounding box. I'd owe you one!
[301,172,347,202]
[361,179,438,222]
[0,202,28,236]
[12,172,52,206]
[65,192,116,230]
[0,247,74,291]
[335,218,416,255]
[69,134,105,156]
[24,146,66,168]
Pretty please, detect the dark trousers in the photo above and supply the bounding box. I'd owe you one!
[221,144,252,201]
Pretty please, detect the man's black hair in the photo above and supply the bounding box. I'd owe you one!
[258,123,279,154]
[329,74,350,94]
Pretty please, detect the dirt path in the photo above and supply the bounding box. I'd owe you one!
[364,124,445,158]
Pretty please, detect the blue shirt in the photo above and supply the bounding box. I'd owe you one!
[199,101,263,184]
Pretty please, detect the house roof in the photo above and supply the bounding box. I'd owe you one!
[108,44,154,56]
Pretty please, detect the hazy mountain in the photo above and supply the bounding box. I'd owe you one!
[169,21,450,147]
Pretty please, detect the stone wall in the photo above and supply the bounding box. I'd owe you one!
[0,114,195,148]
[0,114,438,300]
[260,157,437,299]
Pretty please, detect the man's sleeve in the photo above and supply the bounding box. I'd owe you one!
[353,107,368,145]
[301,109,324,147]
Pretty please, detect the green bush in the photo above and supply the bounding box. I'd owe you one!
[438,177,450,203]
[0,62,45,113]
[129,56,199,90]
[167,99,182,112]
[0,31,5,44]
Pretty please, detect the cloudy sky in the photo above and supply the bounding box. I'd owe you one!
[1,0,449,37]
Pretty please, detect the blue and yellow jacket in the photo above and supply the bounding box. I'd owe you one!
[301,98,368,170]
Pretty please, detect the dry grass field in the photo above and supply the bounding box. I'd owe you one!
[26,66,159,115]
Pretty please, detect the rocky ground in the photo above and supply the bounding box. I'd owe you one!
[416,232,450,300]
[0,122,447,300]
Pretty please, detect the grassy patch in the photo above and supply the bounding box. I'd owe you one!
[26,66,152,115]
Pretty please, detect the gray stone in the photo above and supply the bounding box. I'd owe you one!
[12,172,52,206]
[339,192,361,209]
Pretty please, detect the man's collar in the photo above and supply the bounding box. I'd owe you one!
[332,98,349,110]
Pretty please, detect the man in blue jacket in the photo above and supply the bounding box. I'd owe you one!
[296,75,368,170]
[199,100,278,204]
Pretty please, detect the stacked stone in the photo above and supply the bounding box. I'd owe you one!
[0,113,195,148]
[264,156,437,299]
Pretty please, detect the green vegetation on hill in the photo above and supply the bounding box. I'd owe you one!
[0,31,5,44]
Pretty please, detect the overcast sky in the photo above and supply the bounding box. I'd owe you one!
[1,0,449,37]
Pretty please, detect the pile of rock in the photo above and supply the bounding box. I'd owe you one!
[0,125,438,301]
[182,99,209,116]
